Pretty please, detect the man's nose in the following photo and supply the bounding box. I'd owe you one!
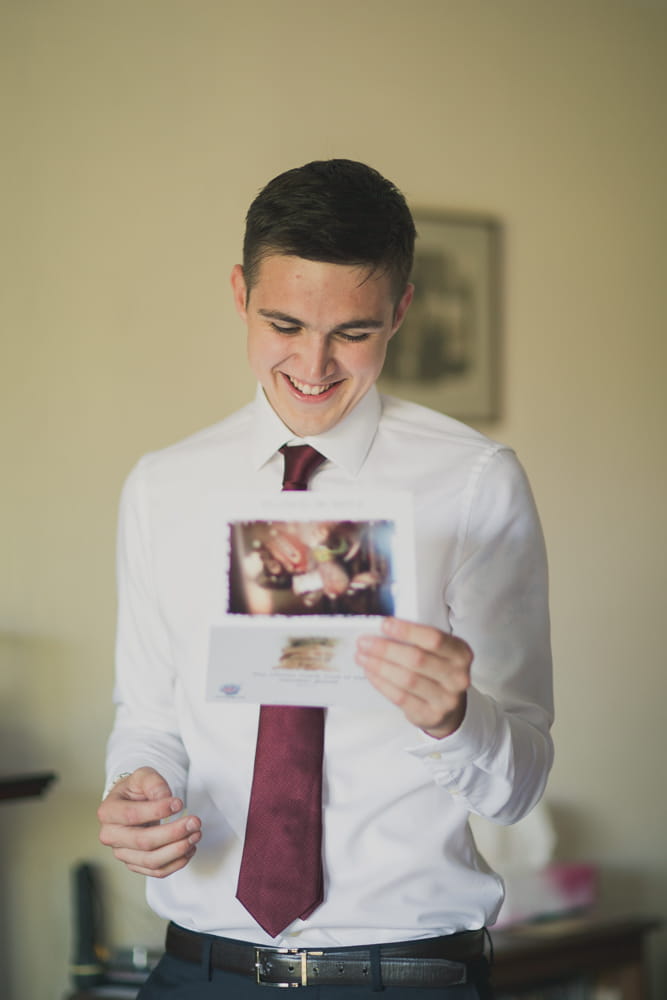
[302,335,333,381]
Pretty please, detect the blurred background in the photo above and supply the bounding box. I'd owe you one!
[2,1,665,997]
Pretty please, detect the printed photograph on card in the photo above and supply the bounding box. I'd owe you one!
[223,490,415,620]
[207,491,416,707]
[228,517,395,617]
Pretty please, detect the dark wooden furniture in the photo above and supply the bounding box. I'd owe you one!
[491,912,659,999]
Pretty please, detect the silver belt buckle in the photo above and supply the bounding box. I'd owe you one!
[255,947,323,988]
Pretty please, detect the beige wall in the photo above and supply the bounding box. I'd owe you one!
[2,1,665,996]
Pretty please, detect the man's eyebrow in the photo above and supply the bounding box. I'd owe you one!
[258,309,385,331]
[336,318,385,331]
[258,309,302,324]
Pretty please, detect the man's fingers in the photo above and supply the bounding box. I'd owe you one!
[361,658,467,736]
[114,835,199,877]
[355,617,472,737]
[98,792,182,829]
[97,766,183,827]
[97,767,204,879]
[124,853,195,879]
[360,651,449,714]
[100,813,202,878]
[380,616,457,654]
[117,766,174,802]
[379,618,472,672]
[356,627,471,689]
[99,813,200,852]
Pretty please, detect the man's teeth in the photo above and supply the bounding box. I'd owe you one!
[288,376,331,396]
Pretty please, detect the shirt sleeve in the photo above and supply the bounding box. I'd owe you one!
[407,446,554,825]
[104,458,189,800]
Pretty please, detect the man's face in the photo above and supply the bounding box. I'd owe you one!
[231,255,413,438]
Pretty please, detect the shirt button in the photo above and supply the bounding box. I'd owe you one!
[427,752,442,760]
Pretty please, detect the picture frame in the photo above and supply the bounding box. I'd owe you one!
[379,210,502,422]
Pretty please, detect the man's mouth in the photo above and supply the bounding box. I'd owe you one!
[285,374,340,397]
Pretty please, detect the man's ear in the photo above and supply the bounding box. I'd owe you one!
[390,283,414,338]
[230,264,248,320]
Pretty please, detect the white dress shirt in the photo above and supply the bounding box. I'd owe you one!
[106,385,553,946]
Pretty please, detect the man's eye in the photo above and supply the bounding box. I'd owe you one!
[338,332,371,343]
[271,322,300,334]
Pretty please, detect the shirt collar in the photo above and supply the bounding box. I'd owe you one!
[251,384,382,479]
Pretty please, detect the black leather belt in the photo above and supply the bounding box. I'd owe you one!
[165,922,486,988]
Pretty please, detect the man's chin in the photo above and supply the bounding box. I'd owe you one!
[268,388,347,437]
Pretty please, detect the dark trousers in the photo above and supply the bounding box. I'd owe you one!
[138,951,493,1000]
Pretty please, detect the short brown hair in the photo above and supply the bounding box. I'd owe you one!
[243,159,416,304]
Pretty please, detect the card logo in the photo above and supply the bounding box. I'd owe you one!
[220,683,241,697]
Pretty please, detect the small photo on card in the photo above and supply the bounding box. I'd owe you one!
[227,517,395,617]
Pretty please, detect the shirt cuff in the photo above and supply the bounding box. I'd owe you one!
[405,686,500,771]
[102,772,132,800]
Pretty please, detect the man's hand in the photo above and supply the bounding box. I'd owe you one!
[97,767,202,878]
[356,618,472,738]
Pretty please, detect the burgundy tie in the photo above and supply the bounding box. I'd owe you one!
[236,445,327,937]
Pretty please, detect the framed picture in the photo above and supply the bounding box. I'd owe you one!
[379,211,501,422]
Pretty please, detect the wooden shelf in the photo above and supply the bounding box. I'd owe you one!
[0,771,57,802]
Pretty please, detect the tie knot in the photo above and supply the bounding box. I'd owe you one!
[280,444,326,491]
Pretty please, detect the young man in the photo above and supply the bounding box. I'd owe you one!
[98,160,553,999]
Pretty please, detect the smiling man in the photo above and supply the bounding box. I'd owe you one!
[98,160,553,1000]
[233,254,412,438]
